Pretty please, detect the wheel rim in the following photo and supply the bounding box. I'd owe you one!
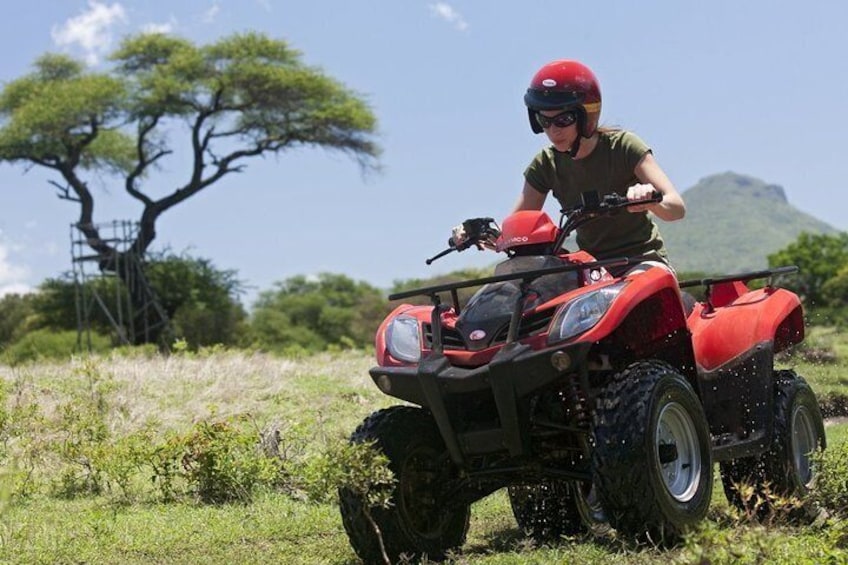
[655,402,702,502]
[791,404,818,487]
[399,446,451,538]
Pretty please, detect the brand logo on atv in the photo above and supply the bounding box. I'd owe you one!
[542,78,557,87]
[508,236,529,244]
[469,330,487,341]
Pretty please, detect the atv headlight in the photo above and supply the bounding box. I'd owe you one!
[386,315,421,363]
[548,282,628,344]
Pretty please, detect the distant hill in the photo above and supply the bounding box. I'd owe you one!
[661,172,839,275]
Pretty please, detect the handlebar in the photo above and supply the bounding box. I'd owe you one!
[426,217,501,265]
[425,190,663,265]
[554,190,663,251]
[564,190,663,215]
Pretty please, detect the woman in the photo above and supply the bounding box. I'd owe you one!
[517,59,685,275]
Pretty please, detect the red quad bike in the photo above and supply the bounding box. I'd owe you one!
[339,191,827,563]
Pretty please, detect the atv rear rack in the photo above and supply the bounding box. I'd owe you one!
[679,265,798,311]
[677,265,798,289]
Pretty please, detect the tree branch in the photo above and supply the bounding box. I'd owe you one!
[125,115,169,207]
[49,180,81,203]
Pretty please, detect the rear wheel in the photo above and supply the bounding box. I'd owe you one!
[339,406,470,563]
[508,480,609,541]
[721,371,825,519]
[592,360,713,542]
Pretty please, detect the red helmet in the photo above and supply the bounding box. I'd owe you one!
[496,210,560,253]
[524,60,602,137]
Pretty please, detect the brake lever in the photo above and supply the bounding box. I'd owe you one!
[426,247,456,265]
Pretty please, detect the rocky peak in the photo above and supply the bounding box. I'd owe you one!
[692,171,787,203]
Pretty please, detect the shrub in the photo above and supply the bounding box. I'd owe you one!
[176,417,282,504]
[1,330,111,366]
[812,441,848,517]
[295,437,394,506]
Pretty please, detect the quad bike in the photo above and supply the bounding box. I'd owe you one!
[339,191,827,563]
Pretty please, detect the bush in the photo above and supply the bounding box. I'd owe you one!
[174,417,282,504]
[250,273,388,353]
[813,441,848,517]
[1,330,111,366]
[294,438,394,506]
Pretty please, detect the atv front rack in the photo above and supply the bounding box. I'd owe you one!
[391,255,648,351]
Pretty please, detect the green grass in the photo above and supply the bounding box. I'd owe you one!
[1,343,847,564]
[4,477,846,564]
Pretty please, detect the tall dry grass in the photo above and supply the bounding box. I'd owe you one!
[0,349,386,439]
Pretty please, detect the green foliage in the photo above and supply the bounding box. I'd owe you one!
[0,292,36,347]
[28,278,84,332]
[812,440,848,517]
[251,273,388,352]
[767,231,848,307]
[295,438,394,507]
[9,253,249,352]
[175,417,282,504]
[822,264,848,308]
[144,253,250,349]
[1,330,111,366]
[49,359,116,498]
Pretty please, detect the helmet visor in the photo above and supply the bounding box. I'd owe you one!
[524,87,581,111]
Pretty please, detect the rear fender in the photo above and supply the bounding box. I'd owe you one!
[689,286,803,372]
[688,285,802,457]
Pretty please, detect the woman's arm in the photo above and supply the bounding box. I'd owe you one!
[512,181,548,212]
[629,152,686,221]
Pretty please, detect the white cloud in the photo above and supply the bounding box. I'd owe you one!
[0,241,32,297]
[429,2,469,31]
[202,2,221,23]
[51,1,128,66]
[140,17,177,35]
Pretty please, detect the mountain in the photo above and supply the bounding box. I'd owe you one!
[660,172,839,275]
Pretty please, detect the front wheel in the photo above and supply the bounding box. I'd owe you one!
[592,360,713,542]
[339,406,470,563]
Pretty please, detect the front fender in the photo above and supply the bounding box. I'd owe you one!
[579,266,689,343]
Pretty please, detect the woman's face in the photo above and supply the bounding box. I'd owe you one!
[537,109,577,152]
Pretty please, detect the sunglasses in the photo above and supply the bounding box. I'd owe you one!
[535,110,577,129]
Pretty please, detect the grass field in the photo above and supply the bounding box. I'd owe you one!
[1,345,847,564]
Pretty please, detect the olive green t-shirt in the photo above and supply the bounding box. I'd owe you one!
[523,130,668,263]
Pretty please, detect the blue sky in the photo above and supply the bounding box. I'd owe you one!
[1,1,846,305]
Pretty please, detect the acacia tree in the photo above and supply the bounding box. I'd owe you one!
[0,32,379,340]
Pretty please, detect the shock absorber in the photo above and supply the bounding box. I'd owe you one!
[565,372,591,429]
